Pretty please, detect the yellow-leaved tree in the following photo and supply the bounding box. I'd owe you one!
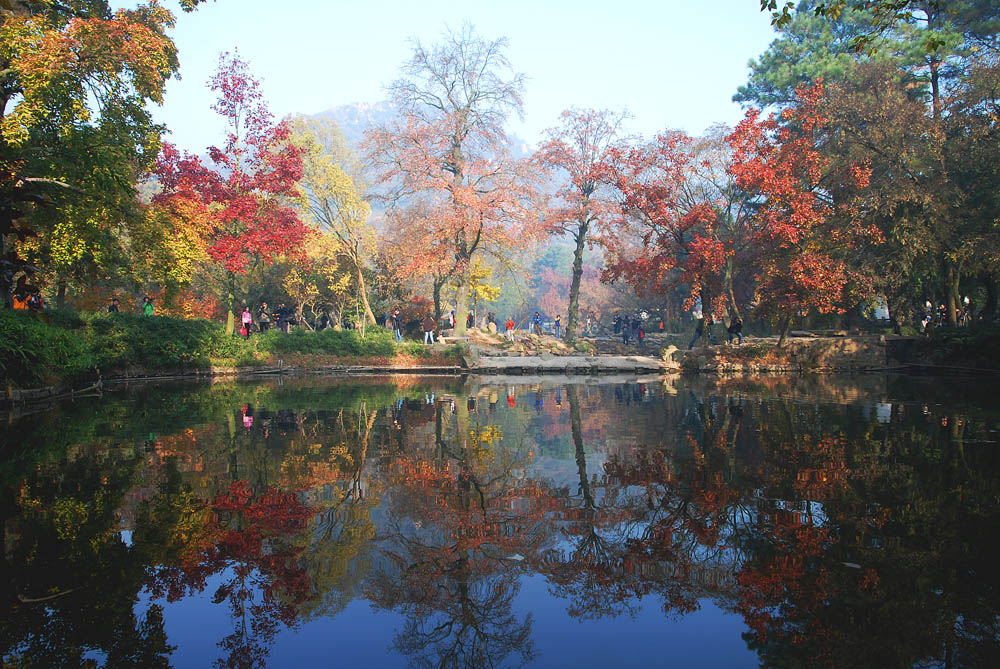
[460,258,501,326]
[289,116,378,325]
[283,233,354,329]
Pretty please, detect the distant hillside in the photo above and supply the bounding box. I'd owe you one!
[311,101,532,158]
[312,101,397,151]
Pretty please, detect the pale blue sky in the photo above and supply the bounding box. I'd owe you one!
[126,0,777,153]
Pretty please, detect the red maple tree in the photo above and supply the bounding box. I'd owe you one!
[602,131,732,320]
[154,51,309,328]
[727,82,879,344]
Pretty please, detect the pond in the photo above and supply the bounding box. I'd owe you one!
[2,373,999,667]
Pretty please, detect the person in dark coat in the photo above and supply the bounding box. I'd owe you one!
[688,315,716,349]
[727,315,743,346]
[422,313,436,345]
[391,309,403,343]
[258,302,270,332]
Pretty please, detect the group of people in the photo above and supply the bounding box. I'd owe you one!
[105,295,154,315]
[920,298,978,333]
[688,314,743,349]
[613,315,649,349]
[11,292,46,311]
[237,302,298,338]
[383,309,440,345]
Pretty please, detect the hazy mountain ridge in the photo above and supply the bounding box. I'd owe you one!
[312,101,533,159]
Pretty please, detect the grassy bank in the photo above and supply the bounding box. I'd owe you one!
[1,310,460,388]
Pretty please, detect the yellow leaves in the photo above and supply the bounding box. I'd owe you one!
[53,498,89,541]
[1,6,178,145]
[290,116,375,257]
[471,424,504,447]
[468,257,501,302]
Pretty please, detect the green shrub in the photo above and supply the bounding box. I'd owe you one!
[921,324,1000,369]
[263,326,395,357]
[1,312,445,388]
[397,342,432,357]
[86,312,226,369]
[0,310,94,385]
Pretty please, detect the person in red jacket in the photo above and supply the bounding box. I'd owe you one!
[505,317,515,341]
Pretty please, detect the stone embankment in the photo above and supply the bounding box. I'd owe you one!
[445,328,680,375]
[679,334,919,373]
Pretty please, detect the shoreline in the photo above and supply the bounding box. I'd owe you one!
[5,351,998,410]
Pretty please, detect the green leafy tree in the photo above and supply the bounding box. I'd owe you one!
[0,0,179,307]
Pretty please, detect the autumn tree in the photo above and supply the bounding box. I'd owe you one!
[365,24,540,337]
[602,131,734,330]
[290,115,378,325]
[746,2,1000,325]
[154,51,308,332]
[728,83,880,345]
[0,0,179,307]
[535,109,629,342]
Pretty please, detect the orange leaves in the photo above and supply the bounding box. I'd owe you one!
[728,82,879,325]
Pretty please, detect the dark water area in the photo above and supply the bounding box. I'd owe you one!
[2,373,999,668]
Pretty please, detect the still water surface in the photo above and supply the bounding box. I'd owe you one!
[2,374,999,668]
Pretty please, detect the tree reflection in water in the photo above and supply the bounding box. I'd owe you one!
[1,375,999,667]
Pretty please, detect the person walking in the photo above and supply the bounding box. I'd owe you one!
[274,303,287,332]
[391,309,403,343]
[533,311,542,335]
[727,315,743,346]
[637,323,645,352]
[688,315,716,349]
[622,318,630,345]
[240,306,253,339]
[258,302,270,332]
[630,316,640,345]
[505,316,516,342]
[142,296,154,316]
[449,310,456,329]
[554,314,562,339]
[108,297,120,313]
[422,313,436,345]
[613,315,621,335]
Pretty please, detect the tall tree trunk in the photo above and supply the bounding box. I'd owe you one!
[56,279,67,310]
[0,234,10,309]
[453,260,471,337]
[945,261,959,326]
[982,272,997,322]
[225,271,236,335]
[698,285,714,347]
[355,264,376,325]
[725,257,741,323]
[565,222,588,344]
[568,386,595,513]
[433,274,445,324]
[777,313,792,349]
